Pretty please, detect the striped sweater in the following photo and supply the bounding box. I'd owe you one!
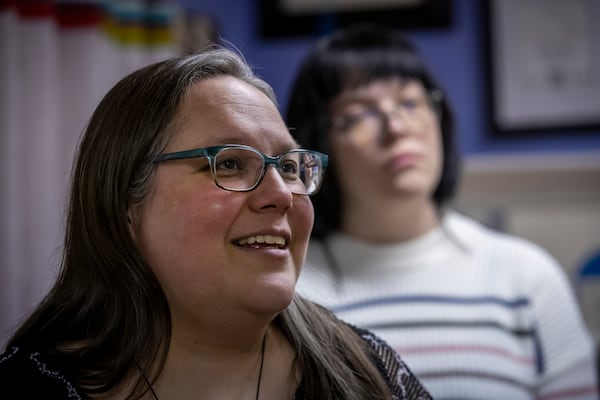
[297,211,598,400]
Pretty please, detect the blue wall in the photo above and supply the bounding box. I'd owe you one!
[178,0,600,155]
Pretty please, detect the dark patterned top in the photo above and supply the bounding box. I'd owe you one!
[354,327,432,400]
[0,346,83,399]
[0,328,431,399]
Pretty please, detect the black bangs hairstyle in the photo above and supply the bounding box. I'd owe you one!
[286,23,460,238]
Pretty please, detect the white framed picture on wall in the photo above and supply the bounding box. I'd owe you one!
[485,0,600,134]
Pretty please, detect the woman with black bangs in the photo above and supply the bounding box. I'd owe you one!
[287,23,598,400]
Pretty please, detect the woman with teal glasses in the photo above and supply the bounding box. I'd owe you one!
[0,47,430,400]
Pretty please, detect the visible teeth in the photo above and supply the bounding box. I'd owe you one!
[236,235,286,246]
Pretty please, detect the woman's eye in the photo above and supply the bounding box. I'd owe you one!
[281,161,298,174]
[399,98,422,111]
[335,109,379,130]
[216,158,241,171]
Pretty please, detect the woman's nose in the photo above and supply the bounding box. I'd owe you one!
[251,166,293,212]
[379,108,409,142]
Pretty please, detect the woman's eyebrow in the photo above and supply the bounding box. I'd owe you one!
[331,94,377,108]
[277,142,301,154]
[212,135,246,144]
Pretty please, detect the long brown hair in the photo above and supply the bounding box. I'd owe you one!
[7,47,391,400]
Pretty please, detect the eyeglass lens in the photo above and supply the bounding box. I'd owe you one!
[213,147,322,195]
[334,92,438,143]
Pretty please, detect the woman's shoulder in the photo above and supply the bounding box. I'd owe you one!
[349,325,433,400]
[0,345,84,399]
[446,211,560,268]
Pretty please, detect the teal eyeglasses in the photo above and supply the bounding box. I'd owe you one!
[148,144,328,196]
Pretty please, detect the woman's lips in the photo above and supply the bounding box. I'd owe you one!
[387,152,420,170]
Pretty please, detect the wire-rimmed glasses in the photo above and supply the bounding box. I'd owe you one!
[148,144,328,196]
[331,89,442,144]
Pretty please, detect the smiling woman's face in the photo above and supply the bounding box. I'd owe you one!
[129,76,314,333]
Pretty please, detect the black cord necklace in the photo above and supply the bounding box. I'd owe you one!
[141,333,267,400]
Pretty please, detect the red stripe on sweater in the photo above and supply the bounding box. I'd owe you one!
[396,344,535,366]
[540,386,599,400]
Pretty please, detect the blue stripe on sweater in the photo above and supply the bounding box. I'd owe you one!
[332,295,530,313]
